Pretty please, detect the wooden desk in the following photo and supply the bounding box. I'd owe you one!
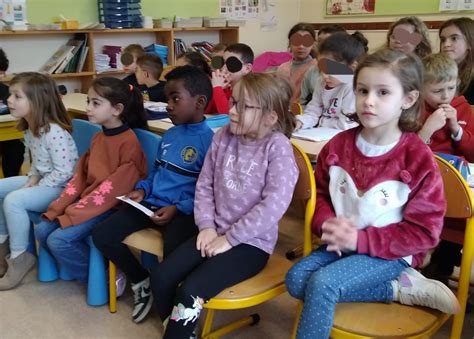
[62,93,326,160]
[0,115,23,141]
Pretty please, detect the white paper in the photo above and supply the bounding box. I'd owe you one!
[292,127,342,142]
[116,196,154,217]
[144,101,168,112]
[0,114,18,122]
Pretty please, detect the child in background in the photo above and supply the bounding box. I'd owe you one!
[122,44,146,88]
[210,43,227,70]
[0,73,78,290]
[93,66,214,324]
[439,17,474,104]
[296,32,368,130]
[386,16,432,58]
[286,49,457,339]
[300,24,346,106]
[136,53,167,104]
[0,48,26,177]
[277,23,318,102]
[175,51,212,76]
[151,73,298,338]
[34,77,148,285]
[206,43,254,115]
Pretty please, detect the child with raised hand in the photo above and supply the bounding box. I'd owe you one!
[277,23,318,102]
[286,49,458,339]
[296,31,368,130]
[93,66,214,324]
[439,17,474,104]
[151,73,299,338]
[386,16,432,58]
[206,43,254,114]
[300,24,346,106]
[121,43,146,88]
[34,77,148,285]
[0,72,78,290]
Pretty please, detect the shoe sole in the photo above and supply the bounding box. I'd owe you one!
[133,294,154,323]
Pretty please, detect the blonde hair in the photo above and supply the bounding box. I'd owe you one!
[422,53,458,85]
[386,17,432,58]
[10,72,72,137]
[233,73,295,138]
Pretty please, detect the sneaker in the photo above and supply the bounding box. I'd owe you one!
[398,267,460,314]
[131,277,153,323]
[116,269,127,298]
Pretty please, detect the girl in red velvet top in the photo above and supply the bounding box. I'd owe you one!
[286,49,457,339]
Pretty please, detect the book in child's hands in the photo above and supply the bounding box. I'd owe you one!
[116,195,154,217]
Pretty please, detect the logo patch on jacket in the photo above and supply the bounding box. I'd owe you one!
[181,146,198,164]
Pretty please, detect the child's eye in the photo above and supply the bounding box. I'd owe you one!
[448,86,456,91]
[379,89,389,95]
[356,88,367,94]
[172,97,180,103]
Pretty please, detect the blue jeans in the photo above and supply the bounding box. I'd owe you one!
[286,246,408,339]
[0,176,63,251]
[34,210,114,283]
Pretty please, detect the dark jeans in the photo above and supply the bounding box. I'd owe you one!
[0,140,25,177]
[151,235,269,339]
[92,203,198,284]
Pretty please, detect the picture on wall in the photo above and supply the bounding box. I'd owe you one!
[326,0,376,15]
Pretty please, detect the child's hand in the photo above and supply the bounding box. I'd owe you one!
[321,217,357,254]
[419,108,447,142]
[439,104,460,136]
[205,235,232,257]
[211,69,230,89]
[127,189,145,202]
[295,120,303,131]
[150,205,177,225]
[196,228,218,257]
[23,175,40,188]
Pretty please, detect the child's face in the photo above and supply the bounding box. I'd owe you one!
[86,87,122,129]
[355,66,417,135]
[123,54,138,74]
[165,79,204,125]
[289,30,314,61]
[440,25,469,64]
[389,24,418,54]
[424,80,457,109]
[135,65,147,85]
[318,53,346,88]
[7,84,30,119]
[222,51,252,85]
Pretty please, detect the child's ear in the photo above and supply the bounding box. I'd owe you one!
[265,110,278,127]
[349,60,358,71]
[243,63,253,75]
[113,103,124,116]
[402,90,420,110]
[195,95,207,110]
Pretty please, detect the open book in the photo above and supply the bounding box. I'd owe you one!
[116,196,154,217]
[292,127,342,142]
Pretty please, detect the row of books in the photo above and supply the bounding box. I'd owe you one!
[173,39,215,63]
[39,34,89,74]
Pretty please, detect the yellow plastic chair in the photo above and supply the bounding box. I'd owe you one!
[291,155,474,339]
[200,142,316,338]
[291,102,303,115]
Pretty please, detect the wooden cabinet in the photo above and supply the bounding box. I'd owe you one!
[0,27,239,92]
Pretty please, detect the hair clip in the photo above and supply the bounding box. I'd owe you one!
[129,84,134,91]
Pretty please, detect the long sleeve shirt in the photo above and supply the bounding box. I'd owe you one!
[299,64,321,106]
[43,125,147,228]
[297,78,358,130]
[135,119,214,214]
[422,95,474,162]
[277,57,318,103]
[194,125,299,254]
[25,123,78,188]
[313,128,446,268]
[205,86,232,115]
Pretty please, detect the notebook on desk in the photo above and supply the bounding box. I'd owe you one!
[292,127,341,142]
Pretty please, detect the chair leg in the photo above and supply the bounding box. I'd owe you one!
[87,237,108,306]
[109,261,117,313]
[201,309,215,338]
[37,246,59,282]
[202,311,259,339]
[291,301,303,339]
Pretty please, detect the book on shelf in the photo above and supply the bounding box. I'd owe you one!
[55,39,85,74]
[76,46,89,73]
[39,44,76,74]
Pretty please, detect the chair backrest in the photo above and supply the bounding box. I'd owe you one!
[291,142,317,257]
[133,128,162,174]
[71,119,101,157]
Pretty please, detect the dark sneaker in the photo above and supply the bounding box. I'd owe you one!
[131,277,153,323]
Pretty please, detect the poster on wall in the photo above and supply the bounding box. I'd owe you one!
[219,0,259,19]
[326,0,376,15]
[0,0,27,26]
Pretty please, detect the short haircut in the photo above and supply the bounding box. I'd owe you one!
[123,44,146,58]
[225,43,254,64]
[0,48,8,72]
[423,53,458,85]
[136,53,164,81]
[165,65,213,108]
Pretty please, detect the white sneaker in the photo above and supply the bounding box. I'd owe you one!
[398,267,460,314]
[131,277,153,323]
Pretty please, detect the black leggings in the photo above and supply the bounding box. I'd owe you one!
[151,235,269,339]
[92,204,198,284]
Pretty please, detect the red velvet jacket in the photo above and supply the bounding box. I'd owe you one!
[313,128,446,267]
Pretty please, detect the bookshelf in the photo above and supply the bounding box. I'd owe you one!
[0,27,239,92]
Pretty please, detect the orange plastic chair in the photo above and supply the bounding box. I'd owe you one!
[291,155,474,339]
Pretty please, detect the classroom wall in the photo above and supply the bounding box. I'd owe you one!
[299,0,463,52]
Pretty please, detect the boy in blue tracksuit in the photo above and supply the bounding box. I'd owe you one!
[93,66,214,324]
